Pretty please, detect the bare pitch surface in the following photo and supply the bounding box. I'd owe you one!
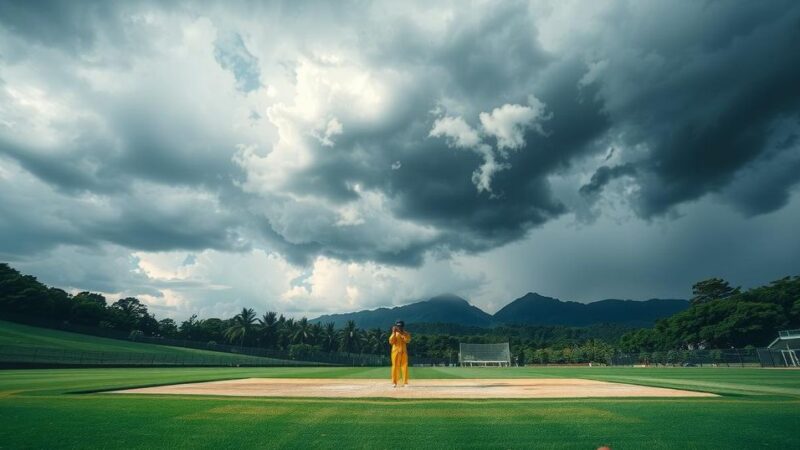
[112,377,716,399]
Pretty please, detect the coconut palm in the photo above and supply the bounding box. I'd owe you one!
[277,317,294,349]
[320,322,338,352]
[311,322,323,345]
[366,328,387,354]
[292,317,315,345]
[258,311,278,349]
[339,320,359,353]
[224,308,258,347]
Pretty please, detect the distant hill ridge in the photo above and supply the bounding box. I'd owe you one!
[310,292,689,329]
[312,294,494,329]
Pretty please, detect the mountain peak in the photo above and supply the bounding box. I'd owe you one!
[426,293,469,304]
[311,292,689,329]
[520,292,560,302]
[310,293,493,328]
[495,294,688,326]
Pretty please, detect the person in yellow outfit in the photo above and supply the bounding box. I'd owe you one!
[389,320,411,387]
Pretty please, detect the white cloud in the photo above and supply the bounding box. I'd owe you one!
[236,57,396,194]
[479,100,548,151]
[429,115,481,148]
[470,144,509,194]
[429,98,549,194]
[316,117,343,147]
[281,254,487,316]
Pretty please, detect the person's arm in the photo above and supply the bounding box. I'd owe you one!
[389,331,397,345]
[401,332,411,343]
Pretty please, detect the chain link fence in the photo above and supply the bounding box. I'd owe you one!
[0,344,316,368]
[757,348,800,367]
[128,334,388,366]
[609,348,761,367]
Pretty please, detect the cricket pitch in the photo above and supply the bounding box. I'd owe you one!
[111,378,716,399]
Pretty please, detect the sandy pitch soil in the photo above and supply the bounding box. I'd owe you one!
[112,378,715,399]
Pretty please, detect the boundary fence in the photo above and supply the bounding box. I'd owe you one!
[129,335,388,366]
[0,344,315,368]
[757,348,800,367]
[609,348,762,367]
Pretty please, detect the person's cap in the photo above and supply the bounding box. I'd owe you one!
[395,320,405,327]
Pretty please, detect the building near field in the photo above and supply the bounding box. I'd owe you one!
[458,342,511,367]
[758,329,800,367]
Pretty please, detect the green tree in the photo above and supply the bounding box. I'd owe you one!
[537,348,550,364]
[320,322,338,352]
[157,318,179,337]
[291,317,314,345]
[651,351,663,366]
[364,328,387,354]
[691,278,739,305]
[288,343,317,360]
[277,317,294,349]
[666,350,678,366]
[224,308,258,347]
[258,312,278,348]
[70,292,108,326]
[339,320,358,353]
[110,297,157,334]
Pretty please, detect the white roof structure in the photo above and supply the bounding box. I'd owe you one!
[768,329,800,349]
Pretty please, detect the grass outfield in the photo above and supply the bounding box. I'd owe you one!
[1,367,798,449]
[0,320,299,365]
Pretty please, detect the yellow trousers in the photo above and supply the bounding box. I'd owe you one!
[391,350,409,385]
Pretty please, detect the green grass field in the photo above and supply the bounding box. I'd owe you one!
[1,322,798,448]
[1,366,799,449]
[0,320,304,364]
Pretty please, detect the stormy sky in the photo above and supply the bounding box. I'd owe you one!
[1,0,799,319]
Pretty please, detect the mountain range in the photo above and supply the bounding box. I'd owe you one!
[310,293,689,329]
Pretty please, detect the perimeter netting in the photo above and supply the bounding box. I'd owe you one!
[459,342,511,367]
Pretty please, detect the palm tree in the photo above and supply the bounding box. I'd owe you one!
[356,329,370,354]
[292,317,314,345]
[366,328,386,354]
[224,308,258,347]
[339,320,358,353]
[277,317,294,349]
[258,312,278,349]
[320,322,338,352]
[311,322,323,346]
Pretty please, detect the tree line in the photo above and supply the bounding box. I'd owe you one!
[619,277,800,352]
[1,263,798,363]
[0,263,632,361]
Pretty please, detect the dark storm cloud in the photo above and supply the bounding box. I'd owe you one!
[0,1,256,257]
[580,164,637,198]
[580,1,800,218]
[719,134,800,217]
[106,101,242,188]
[274,8,609,264]
[428,2,551,105]
[0,0,112,53]
[1,0,799,272]
[87,207,243,253]
[0,156,246,257]
[0,136,112,193]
